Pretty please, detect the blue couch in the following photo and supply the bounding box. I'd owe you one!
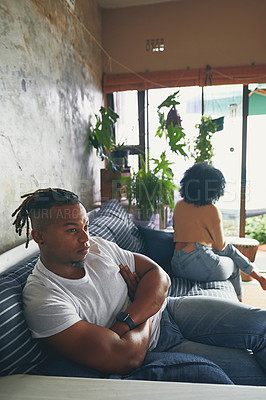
[0,199,265,385]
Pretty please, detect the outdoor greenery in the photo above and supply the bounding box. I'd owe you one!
[191,115,218,163]
[245,214,266,244]
[86,106,122,171]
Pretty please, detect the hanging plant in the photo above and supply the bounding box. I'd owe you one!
[191,115,218,164]
[156,91,187,157]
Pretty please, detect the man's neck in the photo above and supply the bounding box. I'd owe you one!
[40,255,85,279]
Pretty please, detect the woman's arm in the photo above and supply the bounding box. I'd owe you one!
[209,206,226,251]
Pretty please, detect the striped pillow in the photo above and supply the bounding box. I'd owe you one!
[89,199,145,253]
[0,256,48,376]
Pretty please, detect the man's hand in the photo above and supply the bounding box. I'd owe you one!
[119,264,140,301]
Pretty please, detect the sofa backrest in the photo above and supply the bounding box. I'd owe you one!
[0,240,39,275]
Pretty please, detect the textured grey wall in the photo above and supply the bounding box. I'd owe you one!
[0,0,103,253]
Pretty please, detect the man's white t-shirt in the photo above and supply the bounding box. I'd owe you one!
[23,237,165,350]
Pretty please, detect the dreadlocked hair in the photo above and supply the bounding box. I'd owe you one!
[12,188,80,248]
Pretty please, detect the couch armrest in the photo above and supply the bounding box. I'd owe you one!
[0,240,39,275]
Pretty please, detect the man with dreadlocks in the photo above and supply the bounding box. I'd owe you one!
[13,188,266,381]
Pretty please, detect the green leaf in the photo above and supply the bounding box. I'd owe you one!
[157,91,180,110]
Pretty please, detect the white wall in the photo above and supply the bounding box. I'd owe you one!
[0,0,104,253]
[102,0,266,73]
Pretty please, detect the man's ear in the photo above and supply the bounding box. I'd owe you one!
[31,229,44,245]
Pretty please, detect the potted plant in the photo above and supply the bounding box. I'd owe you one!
[86,106,122,171]
[123,152,177,223]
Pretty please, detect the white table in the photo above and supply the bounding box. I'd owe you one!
[1,375,266,400]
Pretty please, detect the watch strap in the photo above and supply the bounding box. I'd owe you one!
[116,311,136,330]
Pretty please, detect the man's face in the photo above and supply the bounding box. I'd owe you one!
[39,203,90,268]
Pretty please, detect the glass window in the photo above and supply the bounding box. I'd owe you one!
[113,90,140,172]
[113,90,139,146]
[246,83,266,216]
[113,83,266,234]
[204,84,243,235]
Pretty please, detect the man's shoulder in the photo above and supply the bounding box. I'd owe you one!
[23,258,54,293]
[23,260,51,302]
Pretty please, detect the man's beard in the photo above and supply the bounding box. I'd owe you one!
[71,259,86,269]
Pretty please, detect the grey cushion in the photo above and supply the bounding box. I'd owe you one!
[137,225,175,274]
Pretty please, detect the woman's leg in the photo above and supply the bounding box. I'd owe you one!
[167,296,266,375]
[171,244,243,298]
[214,243,253,276]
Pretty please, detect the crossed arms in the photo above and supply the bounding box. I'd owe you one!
[44,253,170,374]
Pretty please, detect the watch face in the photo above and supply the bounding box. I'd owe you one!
[118,312,128,322]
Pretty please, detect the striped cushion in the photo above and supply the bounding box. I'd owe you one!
[0,256,48,376]
[89,199,145,253]
[169,275,237,300]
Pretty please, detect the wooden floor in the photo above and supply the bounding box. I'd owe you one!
[241,249,266,309]
[242,279,266,309]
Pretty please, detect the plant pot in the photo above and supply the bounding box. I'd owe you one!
[212,116,224,131]
[110,150,130,169]
[130,212,160,230]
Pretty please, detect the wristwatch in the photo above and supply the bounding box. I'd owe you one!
[116,311,136,330]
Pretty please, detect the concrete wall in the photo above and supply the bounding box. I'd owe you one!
[0,0,104,253]
[102,0,266,73]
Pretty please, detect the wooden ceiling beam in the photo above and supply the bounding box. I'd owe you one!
[103,64,266,93]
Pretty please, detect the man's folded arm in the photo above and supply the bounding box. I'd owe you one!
[120,253,171,328]
[43,254,170,373]
[44,317,152,374]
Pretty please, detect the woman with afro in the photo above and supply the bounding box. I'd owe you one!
[171,162,266,301]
